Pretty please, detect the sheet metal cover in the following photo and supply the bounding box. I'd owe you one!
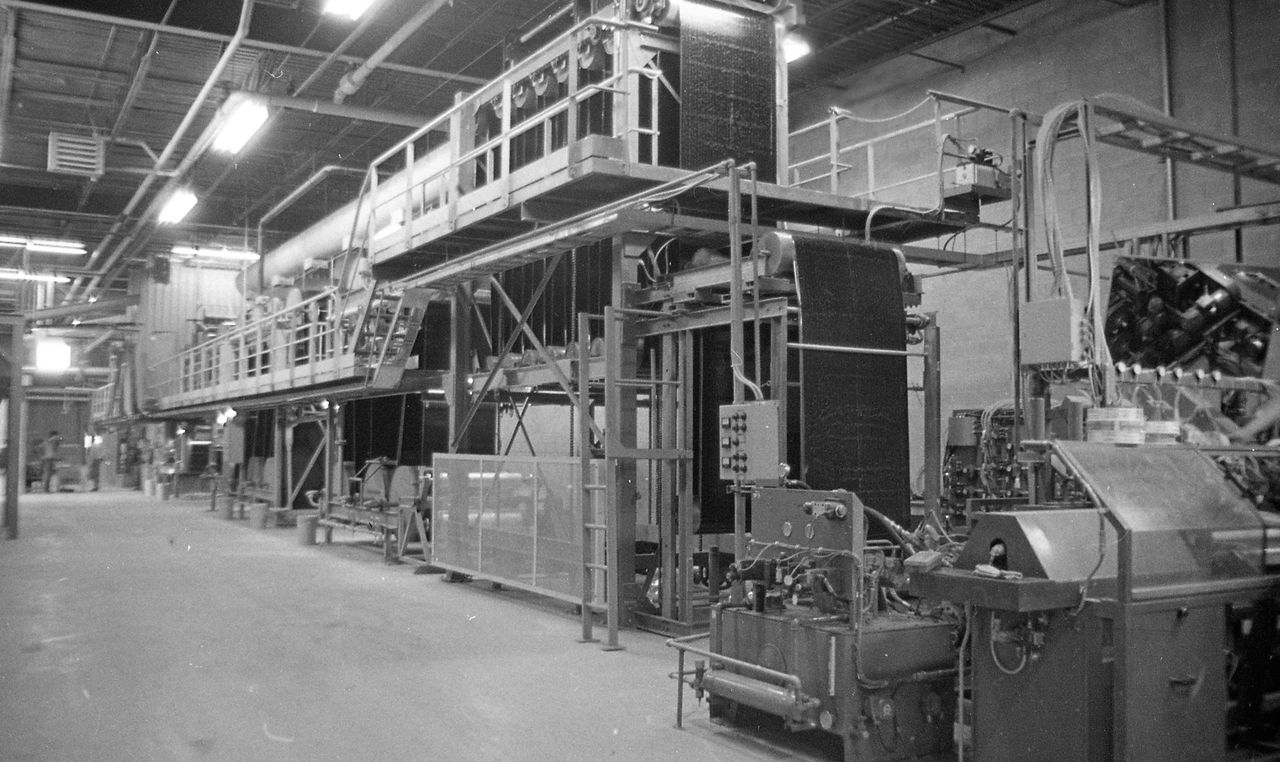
[793,237,909,526]
[678,6,777,183]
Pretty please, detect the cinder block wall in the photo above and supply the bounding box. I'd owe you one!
[790,0,1280,480]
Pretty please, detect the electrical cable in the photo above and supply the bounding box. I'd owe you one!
[829,96,934,124]
[988,611,1029,676]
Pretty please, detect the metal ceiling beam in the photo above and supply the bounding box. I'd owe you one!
[0,0,487,86]
[28,293,138,322]
[794,0,1045,89]
[0,8,16,163]
[67,0,257,304]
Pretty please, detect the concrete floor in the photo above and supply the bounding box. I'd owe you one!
[0,491,836,762]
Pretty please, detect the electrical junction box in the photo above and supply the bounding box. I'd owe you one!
[1019,297,1085,367]
[718,400,782,483]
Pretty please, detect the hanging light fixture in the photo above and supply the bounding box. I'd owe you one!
[158,188,199,225]
[212,98,270,154]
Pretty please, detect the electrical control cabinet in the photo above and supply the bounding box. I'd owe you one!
[717,400,782,483]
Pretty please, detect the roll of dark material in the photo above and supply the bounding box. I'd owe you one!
[792,237,910,531]
[678,6,777,182]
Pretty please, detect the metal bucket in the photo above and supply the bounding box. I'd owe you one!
[297,513,319,546]
[218,496,236,520]
[249,504,268,529]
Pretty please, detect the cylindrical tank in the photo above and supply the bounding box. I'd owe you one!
[241,144,451,294]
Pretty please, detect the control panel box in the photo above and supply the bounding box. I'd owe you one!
[718,400,782,483]
[1019,297,1084,367]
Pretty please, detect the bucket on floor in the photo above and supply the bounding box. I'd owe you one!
[218,495,235,520]
[142,479,153,497]
[249,504,268,529]
[297,513,319,546]
[1086,406,1146,444]
[157,482,169,500]
[1145,420,1181,445]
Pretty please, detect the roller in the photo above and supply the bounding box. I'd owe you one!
[241,144,452,294]
[700,669,819,725]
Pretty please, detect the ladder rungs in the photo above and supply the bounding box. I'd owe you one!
[583,484,606,491]
[584,523,606,531]
[585,563,608,571]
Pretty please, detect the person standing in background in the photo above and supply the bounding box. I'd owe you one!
[40,430,62,493]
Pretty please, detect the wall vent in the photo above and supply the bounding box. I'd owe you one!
[47,132,105,177]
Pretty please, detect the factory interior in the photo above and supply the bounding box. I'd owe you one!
[1,0,1279,759]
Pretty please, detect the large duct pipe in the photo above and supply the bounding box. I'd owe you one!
[241,143,451,293]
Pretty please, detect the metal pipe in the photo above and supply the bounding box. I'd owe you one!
[789,341,909,358]
[69,0,256,303]
[240,143,451,293]
[291,8,379,98]
[257,93,431,128]
[255,164,365,270]
[334,0,452,105]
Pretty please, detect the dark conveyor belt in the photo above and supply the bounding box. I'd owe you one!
[793,237,911,530]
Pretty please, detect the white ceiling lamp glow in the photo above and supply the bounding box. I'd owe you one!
[212,98,270,154]
[171,245,259,262]
[25,238,86,255]
[783,33,812,63]
[158,188,198,225]
[0,235,27,247]
[323,0,378,20]
[35,339,72,373]
[0,269,70,283]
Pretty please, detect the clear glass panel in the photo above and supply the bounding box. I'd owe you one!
[432,455,603,603]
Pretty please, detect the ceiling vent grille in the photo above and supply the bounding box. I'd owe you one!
[47,132,105,177]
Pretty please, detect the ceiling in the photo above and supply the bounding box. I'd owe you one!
[0,0,1049,318]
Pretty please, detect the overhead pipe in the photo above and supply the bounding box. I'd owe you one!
[254,92,431,128]
[240,144,452,294]
[253,164,366,290]
[69,0,257,304]
[334,0,452,105]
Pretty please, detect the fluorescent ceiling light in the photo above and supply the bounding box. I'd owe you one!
[171,245,259,262]
[26,238,86,255]
[212,98,270,154]
[783,33,812,63]
[323,0,378,20]
[0,235,27,247]
[0,269,70,283]
[158,188,198,225]
[35,339,72,372]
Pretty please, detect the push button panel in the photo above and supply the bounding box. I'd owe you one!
[718,400,781,483]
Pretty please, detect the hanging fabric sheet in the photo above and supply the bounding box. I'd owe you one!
[678,5,777,183]
[792,236,911,529]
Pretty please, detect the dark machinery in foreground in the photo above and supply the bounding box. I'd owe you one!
[915,440,1280,761]
[671,486,959,761]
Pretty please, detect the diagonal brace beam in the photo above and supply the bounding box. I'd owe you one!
[490,274,605,444]
[450,253,565,450]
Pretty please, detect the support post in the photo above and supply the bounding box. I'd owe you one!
[447,283,474,454]
[922,316,942,518]
[4,316,23,539]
